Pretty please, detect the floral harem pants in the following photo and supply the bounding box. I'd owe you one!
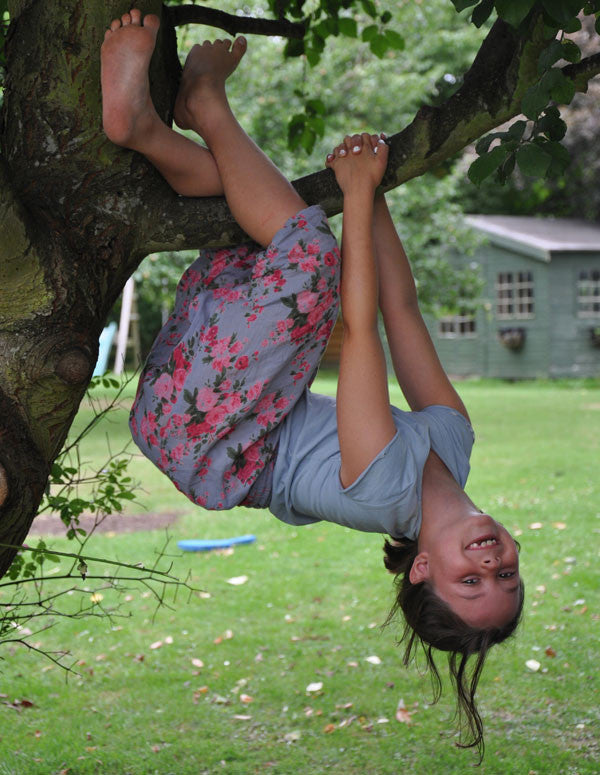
[129,205,340,510]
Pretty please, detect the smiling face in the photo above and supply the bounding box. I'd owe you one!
[410,514,522,629]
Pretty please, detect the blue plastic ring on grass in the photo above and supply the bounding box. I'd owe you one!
[177,535,256,552]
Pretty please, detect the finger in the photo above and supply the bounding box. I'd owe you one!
[361,132,375,153]
[349,134,364,154]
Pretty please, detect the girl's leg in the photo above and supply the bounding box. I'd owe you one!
[101,9,224,197]
[174,40,306,247]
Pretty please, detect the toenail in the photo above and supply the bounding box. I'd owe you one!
[339,149,347,156]
[352,145,361,153]
[327,153,334,161]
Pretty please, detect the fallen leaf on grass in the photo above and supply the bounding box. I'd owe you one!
[214,629,234,644]
[323,723,336,734]
[545,647,557,658]
[396,698,413,724]
[528,522,543,530]
[226,576,248,586]
[90,593,103,603]
[284,730,301,743]
[552,522,567,530]
[233,714,252,721]
[191,658,204,668]
[365,655,381,665]
[150,641,163,650]
[525,659,541,672]
[240,694,253,704]
[306,681,323,694]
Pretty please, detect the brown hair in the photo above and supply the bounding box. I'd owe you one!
[383,538,524,762]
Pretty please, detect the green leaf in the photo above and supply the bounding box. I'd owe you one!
[516,143,552,176]
[306,98,326,115]
[468,146,507,185]
[284,38,304,58]
[369,34,389,58]
[537,110,567,141]
[360,0,378,18]
[471,0,494,27]
[522,83,550,120]
[496,0,536,27]
[361,24,378,42]
[338,17,358,37]
[507,119,528,140]
[384,29,405,50]
[548,69,575,104]
[451,0,479,10]
[561,40,581,64]
[563,17,582,33]
[497,152,516,184]
[380,11,392,23]
[537,39,564,74]
[541,0,582,25]
[544,140,570,175]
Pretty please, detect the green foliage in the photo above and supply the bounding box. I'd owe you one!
[466,0,597,187]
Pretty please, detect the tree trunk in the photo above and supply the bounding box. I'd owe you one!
[0,0,598,577]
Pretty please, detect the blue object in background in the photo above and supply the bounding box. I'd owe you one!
[93,322,118,376]
[178,535,256,552]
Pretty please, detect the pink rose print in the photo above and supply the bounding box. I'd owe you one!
[129,205,340,512]
[297,290,319,313]
[154,373,173,399]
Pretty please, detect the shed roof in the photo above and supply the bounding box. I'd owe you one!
[465,215,600,262]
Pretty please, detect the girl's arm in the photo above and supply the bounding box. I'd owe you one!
[327,134,396,488]
[372,193,469,421]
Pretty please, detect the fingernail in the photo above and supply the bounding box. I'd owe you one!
[352,145,361,153]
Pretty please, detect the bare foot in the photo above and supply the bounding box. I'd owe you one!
[174,38,246,132]
[101,9,161,149]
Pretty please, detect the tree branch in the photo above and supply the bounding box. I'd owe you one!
[140,17,600,254]
[164,4,307,39]
[563,51,600,92]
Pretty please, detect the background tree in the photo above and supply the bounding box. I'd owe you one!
[0,0,599,579]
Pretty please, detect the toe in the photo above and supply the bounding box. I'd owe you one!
[233,36,247,58]
[110,18,121,31]
[129,8,141,25]
[143,13,160,32]
[121,12,132,26]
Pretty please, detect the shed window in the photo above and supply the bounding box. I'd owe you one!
[496,271,534,319]
[577,269,600,317]
[438,314,476,338]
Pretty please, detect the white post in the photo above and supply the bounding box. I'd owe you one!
[114,277,134,375]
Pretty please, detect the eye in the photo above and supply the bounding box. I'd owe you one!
[462,578,479,585]
[499,571,516,579]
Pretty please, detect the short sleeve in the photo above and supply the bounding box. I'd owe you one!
[419,405,474,488]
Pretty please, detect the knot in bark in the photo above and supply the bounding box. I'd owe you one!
[55,348,92,385]
[0,463,8,507]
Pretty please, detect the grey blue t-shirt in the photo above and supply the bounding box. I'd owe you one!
[269,389,475,541]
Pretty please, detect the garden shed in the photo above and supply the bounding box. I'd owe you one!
[425,215,600,379]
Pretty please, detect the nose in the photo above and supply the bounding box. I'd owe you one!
[481,554,501,568]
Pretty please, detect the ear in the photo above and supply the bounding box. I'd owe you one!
[409,552,430,585]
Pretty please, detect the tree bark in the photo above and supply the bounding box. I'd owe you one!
[0,1,598,577]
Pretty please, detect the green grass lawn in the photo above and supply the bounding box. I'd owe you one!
[1,375,599,774]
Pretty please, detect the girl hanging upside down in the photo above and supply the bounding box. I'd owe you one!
[101,9,524,758]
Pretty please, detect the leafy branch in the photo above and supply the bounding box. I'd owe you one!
[463,0,600,185]
[0,376,199,670]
